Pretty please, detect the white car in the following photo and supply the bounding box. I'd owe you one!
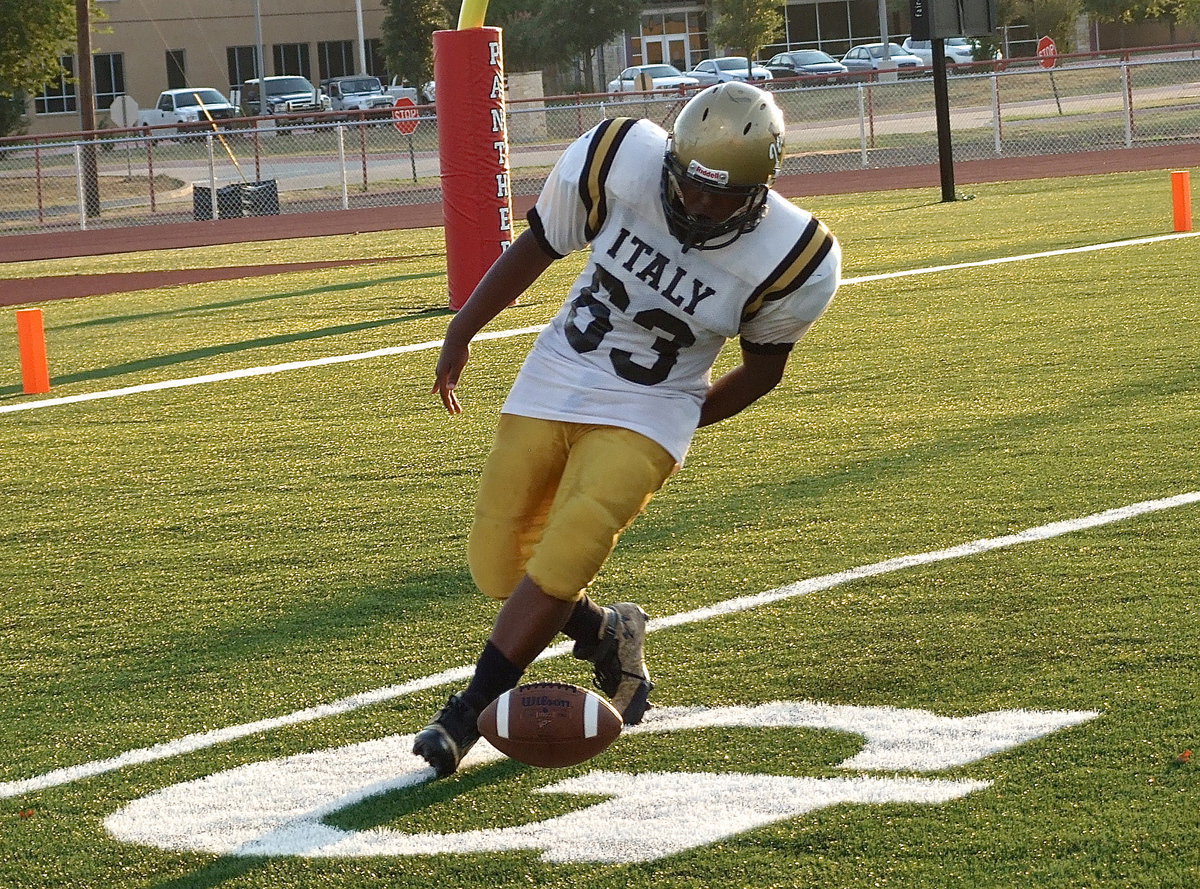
[901,36,999,67]
[607,64,700,93]
[840,43,924,78]
[685,57,773,87]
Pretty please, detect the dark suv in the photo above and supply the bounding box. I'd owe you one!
[233,76,330,118]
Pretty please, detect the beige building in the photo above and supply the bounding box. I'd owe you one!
[26,0,394,136]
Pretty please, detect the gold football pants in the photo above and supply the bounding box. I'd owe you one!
[469,414,678,602]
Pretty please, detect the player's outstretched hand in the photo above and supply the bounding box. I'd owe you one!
[432,341,470,414]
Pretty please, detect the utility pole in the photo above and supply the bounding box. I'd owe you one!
[354,0,367,75]
[255,0,267,115]
[75,0,101,217]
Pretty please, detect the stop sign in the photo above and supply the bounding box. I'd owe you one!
[1037,36,1057,69]
[392,97,420,135]
[109,95,139,128]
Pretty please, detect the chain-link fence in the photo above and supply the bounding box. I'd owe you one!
[2,51,1198,239]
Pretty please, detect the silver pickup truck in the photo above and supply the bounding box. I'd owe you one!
[320,76,395,115]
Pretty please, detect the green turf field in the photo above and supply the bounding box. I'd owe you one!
[2,170,1198,889]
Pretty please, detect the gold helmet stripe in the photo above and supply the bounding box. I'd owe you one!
[741,216,834,321]
[580,117,638,240]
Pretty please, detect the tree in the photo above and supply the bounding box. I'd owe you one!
[1002,0,1082,50]
[705,0,783,64]
[380,0,452,95]
[381,0,642,92]
[491,0,641,77]
[1080,0,1200,36]
[0,89,27,137]
[0,0,77,98]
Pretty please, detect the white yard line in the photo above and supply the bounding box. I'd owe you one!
[4,230,1198,416]
[0,327,545,415]
[840,230,1200,285]
[3,488,1198,800]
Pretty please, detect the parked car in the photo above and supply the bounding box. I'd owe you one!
[607,64,700,93]
[231,76,330,119]
[384,77,434,104]
[900,36,1001,67]
[384,77,419,103]
[840,43,924,78]
[685,57,773,87]
[320,76,394,114]
[762,50,849,82]
[136,88,238,134]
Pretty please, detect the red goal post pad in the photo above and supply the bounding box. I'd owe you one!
[434,27,515,310]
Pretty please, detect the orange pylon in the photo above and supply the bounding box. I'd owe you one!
[16,309,51,394]
[1172,170,1192,232]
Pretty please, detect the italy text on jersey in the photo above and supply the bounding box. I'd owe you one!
[508,117,839,462]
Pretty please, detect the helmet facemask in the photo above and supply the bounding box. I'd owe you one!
[661,147,770,252]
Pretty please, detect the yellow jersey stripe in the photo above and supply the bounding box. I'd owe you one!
[580,118,638,241]
[742,216,834,321]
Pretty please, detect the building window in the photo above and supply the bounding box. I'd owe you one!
[227,46,260,86]
[632,11,707,71]
[166,49,186,90]
[35,56,76,114]
[318,40,354,79]
[366,39,387,78]
[34,53,125,114]
[273,43,311,79]
[93,53,125,109]
[826,0,858,55]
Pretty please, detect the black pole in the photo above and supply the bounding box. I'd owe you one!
[75,0,101,217]
[931,38,955,202]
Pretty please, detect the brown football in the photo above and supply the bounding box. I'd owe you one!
[477,681,623,768]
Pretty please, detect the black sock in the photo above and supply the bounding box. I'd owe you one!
[461,640,524,713]
[561,595,606,652]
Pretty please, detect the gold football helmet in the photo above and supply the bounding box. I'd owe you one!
[662,81,785,251]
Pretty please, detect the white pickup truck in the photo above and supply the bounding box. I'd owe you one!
[137,88,239,134]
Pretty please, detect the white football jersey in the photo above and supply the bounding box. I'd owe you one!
[503,117,841,463]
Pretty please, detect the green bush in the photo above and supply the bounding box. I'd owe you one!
[0,87,27,138]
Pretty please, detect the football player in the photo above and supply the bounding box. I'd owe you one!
[414,81,841,777]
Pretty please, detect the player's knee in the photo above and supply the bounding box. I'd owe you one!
[526,496,622,599]
[524,567,587,602]
[468,523,523,601]
[469,566,515,600]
